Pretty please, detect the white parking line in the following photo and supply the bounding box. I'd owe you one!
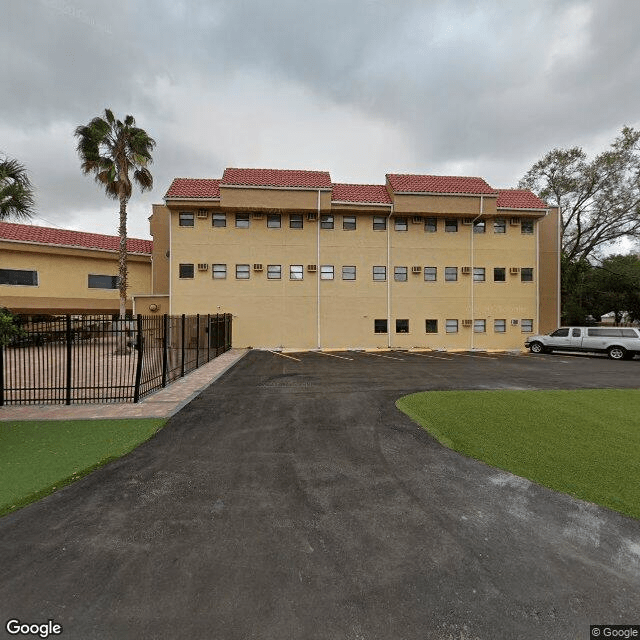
[266,350,301,362]
[312,351,354,360]
[361,352,404,361]
[400,351,452,361]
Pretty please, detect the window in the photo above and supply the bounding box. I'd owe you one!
[373,216,387,231]
[551,328,569,337]
[267,214,281,228]
[374,319,388,333]
[446,319,458,333]
[212,264,227,279]
[424,217,437,233]
[88,274,119,289]
[179,264,194,279]
[445,218,458,232]
[425,319,438,333]
[494,267,506,282]
[396,319,409,333]
[320,215,334,229]
[394,217,408,231]
[473,267,485,282]
[521,219,534,234]
[474,319,486,333]
[235,213,250,228]
[521,268,534,282]
[521,319,534,332]
[494,218,506,233]
[289,214,303,229]
[235,264,250,279]
[494,319,506,333]
[571,328,581,337]
[373,266,386,281]
[290,265,303,280]
[473,220,485,234]
[424,267,437,282]
[394,266,408,282]
[320,265,334,280]
[179,212,194,227]
[342,266,356,280]
[0,268,38,286]
[343,215,356,230]
[445,267,458,282]
[267,265,281,279]
[212,213,226,228]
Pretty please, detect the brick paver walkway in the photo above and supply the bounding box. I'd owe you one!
[0,348,248,421]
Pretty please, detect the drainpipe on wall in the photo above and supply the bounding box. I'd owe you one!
[168,209,173,316]
[317,189,321,350]
[470,195,484,351]
[387,204,393,348]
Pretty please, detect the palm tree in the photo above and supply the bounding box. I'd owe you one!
[0,154,35,221]
[74,109,156,323]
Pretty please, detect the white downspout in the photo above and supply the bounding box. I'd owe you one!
[470,196,484,351]
[387,204,393,348]
[317,190,321,350]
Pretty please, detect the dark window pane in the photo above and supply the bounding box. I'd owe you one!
[0,268,38,286]
[88,274,119,289]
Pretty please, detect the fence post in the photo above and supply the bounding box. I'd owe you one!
[180,314,186,378]
[133,314,144,403]
[162,314,168,388]
[65,314,72,405]
[207,314,211,362]
[0,343,4,407]
[195,314,200,369]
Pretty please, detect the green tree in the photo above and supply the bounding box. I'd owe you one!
[0,154,35,221]
[74,109,156,324]
[519,127,640,262]
[589,254,640,324]
[560,255,594,325]
[0,308,25,347]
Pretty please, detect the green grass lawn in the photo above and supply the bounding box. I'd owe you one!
[0,418,166,517]
[396,389,640,520]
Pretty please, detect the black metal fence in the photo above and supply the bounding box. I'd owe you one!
[0,313,232,406]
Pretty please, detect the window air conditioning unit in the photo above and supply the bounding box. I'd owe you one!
[197,263,209,271]
[253,263,263,271]
[307,212,317,221]
[307,264,317,272]
[411,216,423,224]
[462,218,473,225]
[252,212,263,219]
[196,209,208,219]
[511,319,519,326]
[411,266,422,273]
[510,267,520,274]
[461,266,472,274]
[462,319,473,327]
[510,217,521,225]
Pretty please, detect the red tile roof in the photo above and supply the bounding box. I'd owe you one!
[331,183,392,205]
[221,168,332,189]
[165,178,221,199]
[0,222,152,254]
[497,189,547,210]
[386,174,496,195]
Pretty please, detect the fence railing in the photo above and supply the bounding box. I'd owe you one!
[0,313,232,406]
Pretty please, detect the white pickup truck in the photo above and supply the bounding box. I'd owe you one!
[525,326,640,360]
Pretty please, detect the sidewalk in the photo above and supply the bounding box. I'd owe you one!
[0,348,248,422]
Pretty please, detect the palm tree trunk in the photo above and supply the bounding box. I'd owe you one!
[115,194,131,355]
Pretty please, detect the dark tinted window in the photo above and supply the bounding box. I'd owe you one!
[88,274,119,289]
[374,319,387,333]
[571,328,581,337]
[551,328,569,337]
[0,268,38,286]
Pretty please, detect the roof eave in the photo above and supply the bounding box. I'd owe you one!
[220,184,332,192]
[392,190,497,198]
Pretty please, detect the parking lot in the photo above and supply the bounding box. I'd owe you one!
[1,348,639,639]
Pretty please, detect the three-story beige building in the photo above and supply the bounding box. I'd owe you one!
[146,167,560,351]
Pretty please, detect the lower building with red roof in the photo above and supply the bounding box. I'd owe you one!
[1,222,154,315]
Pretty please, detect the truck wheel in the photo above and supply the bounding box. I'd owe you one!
[607,345,626,360]
[529,341,545,354]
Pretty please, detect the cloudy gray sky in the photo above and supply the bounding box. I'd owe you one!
[3,0,640,240]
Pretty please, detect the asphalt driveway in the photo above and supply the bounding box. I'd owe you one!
[1,350,640,639]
